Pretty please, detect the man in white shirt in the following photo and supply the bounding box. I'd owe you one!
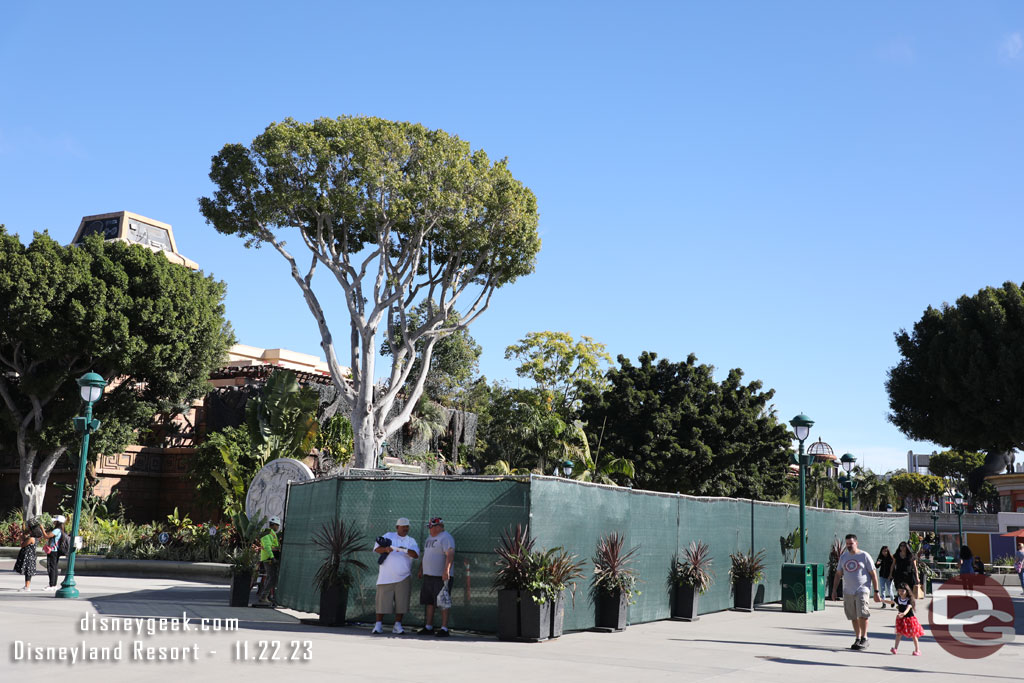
[373,517,420,634]
[830,533,881,650]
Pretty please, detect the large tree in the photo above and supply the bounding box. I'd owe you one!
[887,282,1024,455]
[200,117,540,468]
[505,331,611,419]
[0,228,233,516]
[580,351,793,498]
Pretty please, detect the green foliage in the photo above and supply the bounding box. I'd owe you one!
[780,528,806,563]
[854,468,896,511]
[672,541,715,594]
[729,549,766,584]
[189,426,252,515]
[806,462,839,508]
[565,420,635,486]
[0,228,233,515]
[317,414,354,466]
[407,396,449,445]
[199,116,541,469]
[246,369,319,463]
[311,519,369,592]
[580,352,793,499]
[890,472,946,511]
[887,282,1024,452]
[929,450,985,504]
[591,532,641,602]
[505,331,612,419]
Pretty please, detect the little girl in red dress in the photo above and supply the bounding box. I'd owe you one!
[891,583,924,655]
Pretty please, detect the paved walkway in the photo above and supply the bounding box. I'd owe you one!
[1,567,1022,682]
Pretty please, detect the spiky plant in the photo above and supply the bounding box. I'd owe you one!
[672,540,714,594]
[592,532,641,601]
[494,524,536,591]
[312,519,369,592]
[728,549,766,584]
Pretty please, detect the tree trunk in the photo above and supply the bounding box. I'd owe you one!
[353,417,378,469]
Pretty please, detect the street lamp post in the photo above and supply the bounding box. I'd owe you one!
[953,492,966,549]
[840,453,856,510]
[56,372,107,599]
[561,461,573,478]
[789,413,814,564]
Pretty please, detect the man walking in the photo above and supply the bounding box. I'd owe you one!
[418,517,455,637]
[830,533,881,650]
[373,517,419,634]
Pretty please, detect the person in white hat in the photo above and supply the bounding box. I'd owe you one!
[43,515,68,590]
[372,517,419,634]
[255,516,282,606]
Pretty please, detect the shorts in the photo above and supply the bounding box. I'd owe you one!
[376,576,412,614]
[420,575,453,606]
[843,592,871,620]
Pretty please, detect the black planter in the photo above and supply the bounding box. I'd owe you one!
[229,573,252,607]
[672,584,700,621]
[550,590,566,638]
[319,585,349,626]
[733,579,756,612]
[519,592,552,642]
[497,589,521,641]
[595,589,628,631]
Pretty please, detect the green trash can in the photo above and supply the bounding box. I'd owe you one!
[781,563,813,613]
[810,563,826,611]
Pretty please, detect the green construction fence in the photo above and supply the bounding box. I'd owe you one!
[276,475,907,632]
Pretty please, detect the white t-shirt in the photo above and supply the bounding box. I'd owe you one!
[374,532,419,585]
[840,549,876,596]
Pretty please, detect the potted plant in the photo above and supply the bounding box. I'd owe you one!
[228,547,259,606]
[312,519,368,626]
[591,532,640,631]
[494,524,545,641]
[544,548,586,638]
[671,540,714,621]
[827,536,843,599]
[729,549,765,612]
[226,512,265,607]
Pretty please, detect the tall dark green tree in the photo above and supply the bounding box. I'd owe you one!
[580,352,792,498]
[200,117,540,468]
[0,228,233,516]
[887,282,1024,454]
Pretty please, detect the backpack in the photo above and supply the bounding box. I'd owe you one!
[57,530,71,555]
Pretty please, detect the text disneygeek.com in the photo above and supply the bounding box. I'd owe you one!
[8,613,312,664]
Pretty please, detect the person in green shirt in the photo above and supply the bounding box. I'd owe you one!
[255,516,281,606]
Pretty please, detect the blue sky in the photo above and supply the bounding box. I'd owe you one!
[3,2,1023,474]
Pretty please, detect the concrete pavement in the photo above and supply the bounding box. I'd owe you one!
[1,566,1022,682]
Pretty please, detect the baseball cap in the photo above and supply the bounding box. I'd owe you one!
[54,515,66,524]
[269,516,282,526]
[428,517,444,527]
[396,517,410,526]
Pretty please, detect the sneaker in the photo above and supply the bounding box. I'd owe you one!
[850,640,863,651]
[417,626,434,635]
[890,647,897,654]
[912,651,921,657]
[18,587,31,592]
[860,638,869,649]
[392,623,404,635]
[371,625,383,634]
[435,628,450,637]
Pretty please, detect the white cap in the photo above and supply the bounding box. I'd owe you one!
[396,517,410,527]
[54,515,66,524]
[269,516,282,526]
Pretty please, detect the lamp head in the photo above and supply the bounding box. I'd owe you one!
[77,372,107,404]
[840,453,856,474]
[954,492,964,506]
[789,413,814,442]
[562,461,573,477]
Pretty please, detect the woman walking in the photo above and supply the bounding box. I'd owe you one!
[892,541,918,594]
[875,546,896,607]
[890,583,924,656]
[959,545,976,590]
[42,515,67,590]
[13,521,39,591]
